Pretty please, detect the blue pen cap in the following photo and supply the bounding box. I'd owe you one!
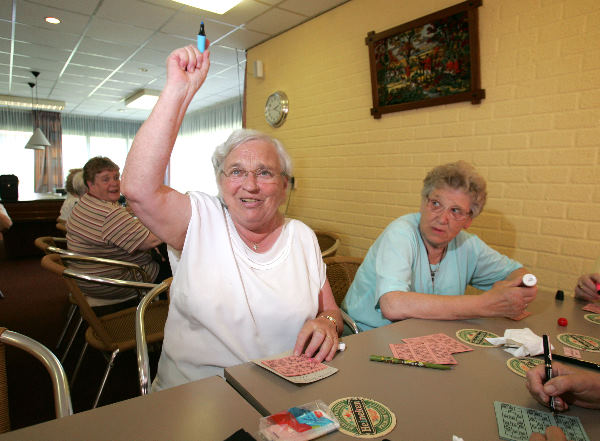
[197,21,206,53]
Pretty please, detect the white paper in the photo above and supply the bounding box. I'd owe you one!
[485,328,553,357]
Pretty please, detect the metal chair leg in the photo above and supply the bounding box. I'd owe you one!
[55,303,78,350]
[60,315,83,363]
[70,341,88,387]
[93,349,119,409]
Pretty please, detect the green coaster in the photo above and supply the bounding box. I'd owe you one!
[455,329,499,347]
[329,397,395,438]
[506,357,543,378]
[584,313,600,325]
[557,333,600,352]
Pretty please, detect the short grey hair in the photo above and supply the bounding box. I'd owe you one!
[72,171,87,197]
[212,129,292,178]
[421,160,487,218]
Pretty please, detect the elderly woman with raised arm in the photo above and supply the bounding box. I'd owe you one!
[343,161,537,331]
[121,45,341,391]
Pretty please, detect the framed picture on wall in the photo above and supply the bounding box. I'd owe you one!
[365,0,485,119]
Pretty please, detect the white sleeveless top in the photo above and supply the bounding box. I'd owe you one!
[154,192,325,390]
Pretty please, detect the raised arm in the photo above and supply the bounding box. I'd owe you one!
[380,268,537,321]
[121,45,210,250]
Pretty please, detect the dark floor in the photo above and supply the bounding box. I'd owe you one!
[0,252,159,431]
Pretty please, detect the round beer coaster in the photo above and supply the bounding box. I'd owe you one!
[557,333,600,352]
[584,313,600,325]
[329,397,396,439]
[506,357,544,378]
[455,329,499,347]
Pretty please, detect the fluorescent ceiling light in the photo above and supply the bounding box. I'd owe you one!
[124,89,160,110]
[45,17,61,24]
[0,95,65,111]
[171,0,243,14]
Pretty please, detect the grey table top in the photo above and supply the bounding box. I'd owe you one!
[0,375,262,441]
[225,293,600,440]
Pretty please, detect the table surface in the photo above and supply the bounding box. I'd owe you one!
[0,376,262,441]
[225,293,600,441]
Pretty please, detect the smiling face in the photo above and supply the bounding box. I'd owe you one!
[419,186,473,253]
[87,168,121,203]
[219,139,288,233]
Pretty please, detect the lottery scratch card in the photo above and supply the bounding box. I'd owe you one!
[262,355,327,377]
[403,333,473,354]
[255,351,338,384]
[494,401,590,441]
[582,303,600,313]
[389,342,457,364]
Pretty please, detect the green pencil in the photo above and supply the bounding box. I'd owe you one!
[369,355,451,370]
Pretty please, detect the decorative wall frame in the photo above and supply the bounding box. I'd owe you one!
[365,0,485,119]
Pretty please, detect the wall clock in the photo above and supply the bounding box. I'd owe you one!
[264,91,289,128]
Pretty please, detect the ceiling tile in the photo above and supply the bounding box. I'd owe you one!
[78,37,138,59]
[161,12,237,41]
[97,0,177,31]
[278,0,348,17]
[86,18,155,45]
[217,27,269,50]
[145,32,193,52]
[245,7,305,35]
[13,41,71,63]
[25,0,100,15]
[15,22,79,48]
[16,2,91,33]
[70,52,122,70]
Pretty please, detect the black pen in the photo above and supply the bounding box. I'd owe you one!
[553,354,600,371]
[542,334,556,413]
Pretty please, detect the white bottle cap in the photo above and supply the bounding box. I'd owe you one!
[337,342,346,351]
[522,273,537,287]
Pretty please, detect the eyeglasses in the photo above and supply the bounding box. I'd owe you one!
[426,197,471,221]
[221,167,285,184]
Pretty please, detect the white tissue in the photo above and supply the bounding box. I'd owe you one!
[485,328,552,357]
[452,436,465,441]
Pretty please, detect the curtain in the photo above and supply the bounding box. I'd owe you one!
[62,114,142,138]
[34,110,62,192]
[169,98,242,194]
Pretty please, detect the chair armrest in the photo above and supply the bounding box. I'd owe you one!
[136,280,171,395]
[63,268,158,291]
[341,310,360,334]
[0,329,72,418]
[60,254,150,282]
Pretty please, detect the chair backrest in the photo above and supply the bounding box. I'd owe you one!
[315,231,341,257]
[0,327,72,433]
[136,278,172,395]
[323,256,363,307]
[41,254,158,352]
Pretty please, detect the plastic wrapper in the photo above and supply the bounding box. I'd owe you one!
[258,400,339,441]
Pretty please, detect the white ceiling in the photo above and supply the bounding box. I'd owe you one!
[0,0,349,120]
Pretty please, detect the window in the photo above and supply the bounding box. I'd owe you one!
[62,135,130,184]
[169,129,232,196]
[61,134,88,182]
[0,130,36,197]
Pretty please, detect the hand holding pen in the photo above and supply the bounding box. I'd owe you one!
[525,362,600,411]
[542,335,556,413]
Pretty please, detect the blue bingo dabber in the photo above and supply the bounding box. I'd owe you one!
[197,21,206,53]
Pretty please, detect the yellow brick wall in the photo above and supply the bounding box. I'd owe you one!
[245,0,600,294]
